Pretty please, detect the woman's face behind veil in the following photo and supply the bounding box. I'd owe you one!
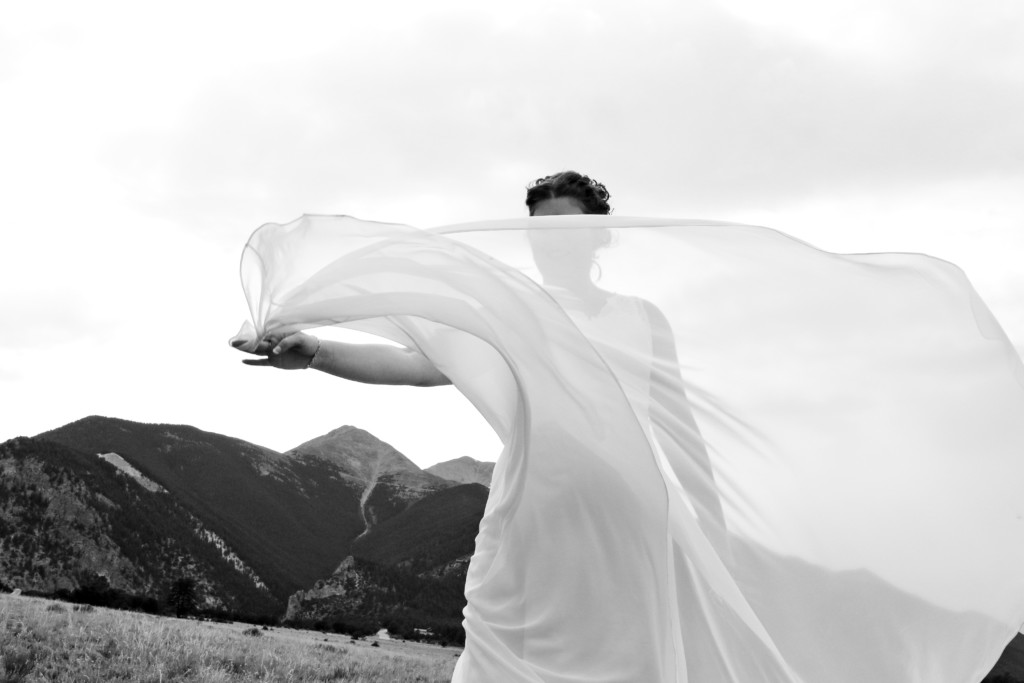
[528,197,599,280]
[531,197,585,218]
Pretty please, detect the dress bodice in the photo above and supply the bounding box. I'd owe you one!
[545,286,655,420]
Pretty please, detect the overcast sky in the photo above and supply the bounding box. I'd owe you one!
[2,0,1022,467]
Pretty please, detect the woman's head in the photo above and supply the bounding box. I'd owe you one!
[525,172,614,282]
[525,171,612,216]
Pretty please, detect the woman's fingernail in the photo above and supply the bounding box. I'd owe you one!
[272,346,281,354]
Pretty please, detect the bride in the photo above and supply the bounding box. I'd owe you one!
[234,172,1024,682]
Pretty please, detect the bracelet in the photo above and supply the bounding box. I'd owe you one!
[305,338,322,370]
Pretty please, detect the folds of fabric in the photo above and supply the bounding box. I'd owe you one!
[234,214,1024,683]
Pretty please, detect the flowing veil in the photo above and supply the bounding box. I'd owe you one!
[234,214,1024,682]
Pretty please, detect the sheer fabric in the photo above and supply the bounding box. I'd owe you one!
[234,214,1024,682]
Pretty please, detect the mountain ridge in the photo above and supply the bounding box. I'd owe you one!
[10,415,488,622]
[285,424,455,536]
[425,455,495,488]
[0,435,279,614]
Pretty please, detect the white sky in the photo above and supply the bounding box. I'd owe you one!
[2,0,1022,467]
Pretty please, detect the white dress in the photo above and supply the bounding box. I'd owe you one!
[234,214,1024,682]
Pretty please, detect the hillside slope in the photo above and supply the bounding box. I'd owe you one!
[0,436,278,614]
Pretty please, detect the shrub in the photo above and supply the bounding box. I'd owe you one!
[1,645,36,683]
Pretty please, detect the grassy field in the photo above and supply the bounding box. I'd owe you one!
[0,593,459,682]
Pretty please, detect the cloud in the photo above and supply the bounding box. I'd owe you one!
[95,0,1024,235]
[0,293,108,350]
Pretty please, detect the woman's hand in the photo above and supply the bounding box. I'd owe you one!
[233,332,319,370]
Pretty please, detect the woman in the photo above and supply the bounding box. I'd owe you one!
[234,172,1024,682]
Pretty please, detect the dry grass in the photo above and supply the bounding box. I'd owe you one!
[0,593,458,682]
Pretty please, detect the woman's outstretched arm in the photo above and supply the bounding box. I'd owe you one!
[233,332,451,387]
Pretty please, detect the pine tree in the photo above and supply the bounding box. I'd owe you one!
[167,577,198,618]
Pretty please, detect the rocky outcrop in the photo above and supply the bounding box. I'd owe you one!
[282,554,469,644]
[284,556,363,622]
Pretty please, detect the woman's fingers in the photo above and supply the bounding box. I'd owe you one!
[232,338,272,355]
[234,331,314,370]
[230,336,270,354]
[273,333,305,355]
[232,331,307,354]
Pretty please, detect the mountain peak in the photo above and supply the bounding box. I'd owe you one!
[285,426,424,482]
[426,457,495,488]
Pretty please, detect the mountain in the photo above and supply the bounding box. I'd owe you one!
[0,436,278,614]
[38,416,365,602]
[426,456,495,488]
[23,416,474,617]
[284,482,488,641]
[286,426,454,534]
[351,483,487,573]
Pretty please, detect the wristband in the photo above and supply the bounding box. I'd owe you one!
[305,338,322,370]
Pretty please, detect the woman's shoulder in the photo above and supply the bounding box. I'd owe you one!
[608,293,663,321]
[616,295,672,336]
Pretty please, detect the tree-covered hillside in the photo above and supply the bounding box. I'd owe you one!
[0,436,278,615]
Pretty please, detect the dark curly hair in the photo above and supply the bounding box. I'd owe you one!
[525,171,612,215]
